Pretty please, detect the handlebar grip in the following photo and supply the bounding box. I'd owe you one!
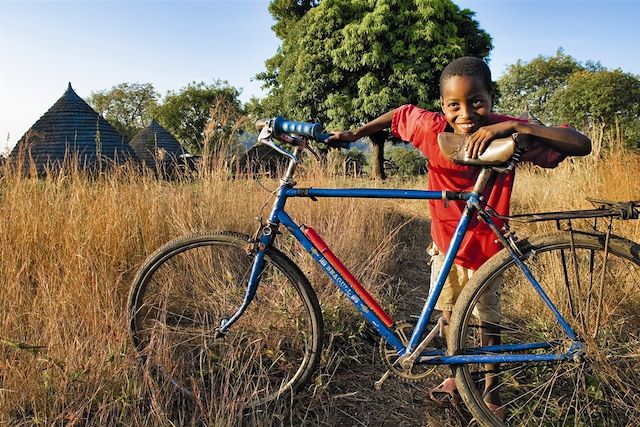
[317,132,333,142]
[271,116,350,148]
[273,116,321,140]
[309,131,350,149]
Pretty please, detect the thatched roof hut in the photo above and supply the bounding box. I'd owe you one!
[518,107,544,125]
[128,119,193,176]
[237,144,288,177]
[10,83,137,175]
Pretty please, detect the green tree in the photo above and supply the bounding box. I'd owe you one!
[496,50,640,154]
[549,69,640,154]
[155,81,243,154]
[386,145,427,177]
[88,82,159,140]
[269,0,320,39]
[495,49,589,123]
[254,0,492,179]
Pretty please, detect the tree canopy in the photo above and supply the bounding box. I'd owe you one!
[550,69,640,154]
[254,0,492,178]
[494,49,605,124]
[386,145,427,176]
[88,82,159,141]
[496,50,640,154]
[154,81,243,155]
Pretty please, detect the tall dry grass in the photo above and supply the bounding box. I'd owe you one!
[511,151,640,240]
[0,150,638,425]
[0,159,411,425]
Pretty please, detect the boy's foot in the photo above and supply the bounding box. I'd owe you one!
[429,377,459,407]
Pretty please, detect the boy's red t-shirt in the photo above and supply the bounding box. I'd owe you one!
[391,104,565,270]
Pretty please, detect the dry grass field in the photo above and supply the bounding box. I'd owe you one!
[0,151,638,426]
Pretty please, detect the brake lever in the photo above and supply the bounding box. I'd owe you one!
[304,141,321,161]
[257,122,273,141]
[277,134,320,161]
[258,124,299,163]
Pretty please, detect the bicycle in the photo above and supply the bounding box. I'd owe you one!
[128,116,640,426]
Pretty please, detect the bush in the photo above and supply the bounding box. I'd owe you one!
[385,145,427,177]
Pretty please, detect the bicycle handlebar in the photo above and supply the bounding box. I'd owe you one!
[257,116,350,149]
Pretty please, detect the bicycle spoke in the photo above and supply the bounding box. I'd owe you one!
[451,233,640,425]
[129,233,322,412]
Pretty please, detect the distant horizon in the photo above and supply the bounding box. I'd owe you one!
[2,0,639,153]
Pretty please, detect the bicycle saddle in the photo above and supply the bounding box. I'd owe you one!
[437,132,517,166]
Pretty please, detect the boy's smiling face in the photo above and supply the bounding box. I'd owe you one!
[440,75,492,135]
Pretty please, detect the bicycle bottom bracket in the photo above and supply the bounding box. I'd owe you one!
[378,320,442,381]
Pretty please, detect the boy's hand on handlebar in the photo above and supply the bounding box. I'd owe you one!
[326,130,359,143]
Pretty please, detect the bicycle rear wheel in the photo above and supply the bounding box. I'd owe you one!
[450,231,640,426]
[128,232,323,410]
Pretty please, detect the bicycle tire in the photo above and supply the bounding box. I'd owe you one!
[128,231,323,410]
[449,231,640,426]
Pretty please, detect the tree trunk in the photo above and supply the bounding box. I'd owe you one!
[589,121,606,159]
[369,132,387,180]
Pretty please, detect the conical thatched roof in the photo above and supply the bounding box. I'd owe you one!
[10,83,137,174]
[518,107,544,125]
[128,119,188,170]
[237,144,288,177]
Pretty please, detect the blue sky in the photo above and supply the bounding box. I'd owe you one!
[1,0,639,153]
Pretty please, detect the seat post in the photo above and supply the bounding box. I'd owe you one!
[472,167,494,194]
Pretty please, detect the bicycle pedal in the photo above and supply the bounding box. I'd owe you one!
[438,316,448,338]
[374,370,391,390]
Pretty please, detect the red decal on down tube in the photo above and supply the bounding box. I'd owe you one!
[302,226,394,328]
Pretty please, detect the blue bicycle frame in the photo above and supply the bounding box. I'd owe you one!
[219,180,582,367]
[219,123,584,367]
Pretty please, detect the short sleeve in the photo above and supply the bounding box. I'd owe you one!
[391,105,442,156]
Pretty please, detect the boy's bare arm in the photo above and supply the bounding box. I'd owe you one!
[515,122,592,156]
[327,110,396,142]
[466,120,591,158]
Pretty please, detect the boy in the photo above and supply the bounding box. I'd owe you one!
[327,56,591,418]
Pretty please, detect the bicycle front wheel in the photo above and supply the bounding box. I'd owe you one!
[450,231,640,426]
[128,232,323,410]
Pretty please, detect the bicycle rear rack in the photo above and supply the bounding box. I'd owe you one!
[507,199,639,223]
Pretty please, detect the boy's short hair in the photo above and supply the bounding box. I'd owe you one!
[439,57,492,94]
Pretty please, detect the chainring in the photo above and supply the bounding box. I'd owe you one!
[378,320,445,381]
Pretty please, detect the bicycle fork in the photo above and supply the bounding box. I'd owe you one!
[218,221,278,335]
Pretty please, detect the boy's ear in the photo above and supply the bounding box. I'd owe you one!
[439,96,444,112]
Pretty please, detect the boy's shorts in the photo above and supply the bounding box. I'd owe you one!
[428,243,502,323]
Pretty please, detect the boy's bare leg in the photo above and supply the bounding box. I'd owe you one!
[480,321,503,412]
[442,311,503,416]
[442,310,452,326]
[429,310,459,406]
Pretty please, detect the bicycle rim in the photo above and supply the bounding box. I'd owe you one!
[450,232,640,426]
[128,232,323,411]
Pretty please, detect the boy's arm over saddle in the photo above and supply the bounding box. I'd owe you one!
[437,132,526,166]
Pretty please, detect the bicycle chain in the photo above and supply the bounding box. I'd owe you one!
[378,320,444,382]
